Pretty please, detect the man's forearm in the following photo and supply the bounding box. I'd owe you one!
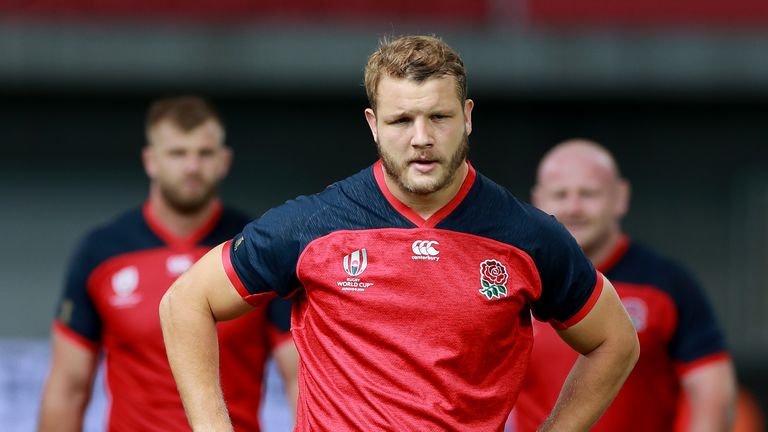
[38,388,89,432]
[686,403,734,432]
[38,334,98,432]
[540,336,639,431]
[159,283,232,431]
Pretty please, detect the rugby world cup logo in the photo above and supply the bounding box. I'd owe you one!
[112,266,139,297]
[479,259,509,300]
[109,266,142,307]
[343,249,368,276]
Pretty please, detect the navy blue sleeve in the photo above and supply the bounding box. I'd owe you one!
[529,214,599,327]
[668,265,727,363]
[229,200,306,298]
[55,233,102,344]
[266,297,292,332]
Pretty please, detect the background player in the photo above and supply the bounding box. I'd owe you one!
[159,35,639,431]
[37,96,298,431]
[511,138,736,432]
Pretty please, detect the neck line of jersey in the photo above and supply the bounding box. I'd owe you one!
[142,199,223,248]
[596,233,630,273]
[373,159,476,228]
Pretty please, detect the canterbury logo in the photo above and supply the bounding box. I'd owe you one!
[411,240,440,261]
[412,240,439,256]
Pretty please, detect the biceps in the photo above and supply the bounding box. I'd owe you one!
[681,360,736,403]
[556,276,635,355]
[175,243,254,322]
[49,332,98,387]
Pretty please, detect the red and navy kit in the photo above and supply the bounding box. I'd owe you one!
[223,160,603,431]
[511,235,729,432]
[54,200,291,432]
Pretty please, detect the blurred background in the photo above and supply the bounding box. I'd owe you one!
[2,0,767,429]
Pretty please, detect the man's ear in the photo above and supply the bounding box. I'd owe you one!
[615,179,631,218]
[142,145,156,179]
[219,147,233,178]
[531,184,541,208]
[464,99,474,136]
[364,108,378,143]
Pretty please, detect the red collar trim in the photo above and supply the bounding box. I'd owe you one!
[142,199,223,247]
[596,234,630,273]
[373,159,476,228]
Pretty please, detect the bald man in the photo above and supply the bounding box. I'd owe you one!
[510,139,737,432]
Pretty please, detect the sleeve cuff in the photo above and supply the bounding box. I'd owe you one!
[551,270,605,330]
[675,352,731,377]
[53,321,99,352]
[221,240,276,307]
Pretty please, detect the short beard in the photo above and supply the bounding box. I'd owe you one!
[159,183,218,215]
[378,133,469,196]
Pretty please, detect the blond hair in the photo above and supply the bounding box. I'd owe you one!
[364,35,467,110]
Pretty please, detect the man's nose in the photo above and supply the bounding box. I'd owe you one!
[184,154,203,172]
[411,118,433,148]
[563,195,583,215]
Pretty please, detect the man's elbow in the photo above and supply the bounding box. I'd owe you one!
[621,325,641,374]
[159,272,218,329]
[159,290,171,327]
[607,317,640,374]
[159,278,184,330]
[627,332,640,369]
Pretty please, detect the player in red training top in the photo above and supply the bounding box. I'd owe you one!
[510,139,736,432]
[160,36,640,431]
[38,96,298,431]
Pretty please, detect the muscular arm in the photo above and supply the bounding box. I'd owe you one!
[273,340,300,419]
[681,360,737,432]
[37,332,98,432]
[159,243,255,431]
[539,276,640,432]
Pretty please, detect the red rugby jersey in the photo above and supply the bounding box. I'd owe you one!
[511,235,729,432]
[54,201,291,431]
[225,161,603,431]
